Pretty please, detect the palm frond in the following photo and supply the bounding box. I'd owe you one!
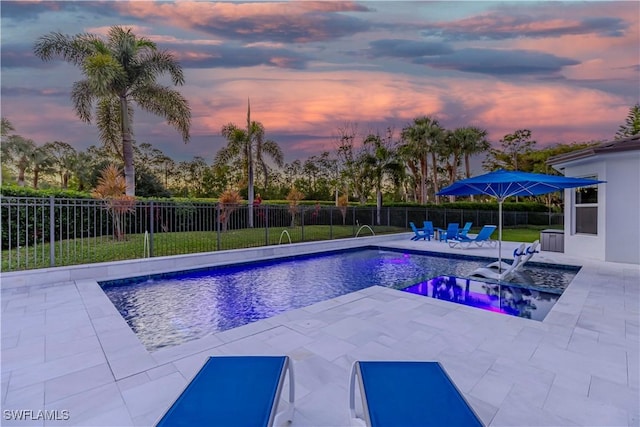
[131,84,191,142]
[33,32,97,65]
[97,97,123,159]
[71,80,96,123]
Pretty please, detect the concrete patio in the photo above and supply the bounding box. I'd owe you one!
[1,235,639,426]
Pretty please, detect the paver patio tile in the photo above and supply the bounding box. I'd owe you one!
[44,363,114,405]
[544,383,630,426]
[120,372,185,420]
[43,383,126,427]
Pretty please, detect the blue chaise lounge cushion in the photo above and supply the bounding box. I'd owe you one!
[156,356,287,427]
[358,361,483,427]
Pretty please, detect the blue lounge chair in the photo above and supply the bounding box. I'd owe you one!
[409,222,430,241]
[156,356,294,427]
[448,225,497,249]
[470,243,526,281]
[349,361,483,427]
[437,223,459,242]
[458,222,473,238]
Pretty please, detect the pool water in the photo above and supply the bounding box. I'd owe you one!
[403,276,561,321]
[100,247,579,351]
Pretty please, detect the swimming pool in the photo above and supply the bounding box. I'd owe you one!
[100,247,579,351]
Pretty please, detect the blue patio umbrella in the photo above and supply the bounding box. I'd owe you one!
[437,169,604,272]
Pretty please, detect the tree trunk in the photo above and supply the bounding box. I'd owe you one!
[464,153,474,201]
[120,96,135,196]
[431,152,440,204]
[376,189,382,225]
[247,100,254,228]
[420,156,427,204]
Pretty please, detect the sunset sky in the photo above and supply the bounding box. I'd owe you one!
[1,1,639,165]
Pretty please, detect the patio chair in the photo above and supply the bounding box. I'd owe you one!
[485,240,539,272]
[348,361,483,427]
[409,222,430,241]
[458,222,473,238]
[423,221,435,240]
[156,356,294,427]
[437,223,459,242]
[448,225,497,249]
[470,243,526,281]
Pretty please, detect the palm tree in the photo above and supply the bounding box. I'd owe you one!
[34,26,191,196]
[362,130,404,225]
[460,126,490,179]
[215,101,283,227]
[400,116,444,204]
[1,135,36,187]
[30,146,54,189]
[43,141,77,189]
[615,103,640,139]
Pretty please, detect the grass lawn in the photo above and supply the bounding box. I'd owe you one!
[1,224,559,272]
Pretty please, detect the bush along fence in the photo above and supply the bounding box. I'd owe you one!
[0,196,563,272]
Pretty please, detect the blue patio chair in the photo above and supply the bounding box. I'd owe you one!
[437,223,459,242]
[458,222,473,238]
[423,221,435,240]
[448,225,497,249]
[349,361,483,427]
[156,356,294,427]
[470,243,526,281]
[409,222,430,241]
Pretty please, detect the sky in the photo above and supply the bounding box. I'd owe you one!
[1,0,639,165]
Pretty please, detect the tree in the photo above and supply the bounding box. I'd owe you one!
[484,129,537,171]
[29,145,54,189]
[34,26,191,196]
[1,135,36,187]
[215,101,283,227]
[43,141,77,189]
[460,126,490,179]
[92,164,136,240]
[399,116,444,204]
[362,129,404,225]
[1,117,15,139]
[615,104,640,139]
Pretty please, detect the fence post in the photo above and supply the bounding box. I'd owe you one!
[301,207,305,241]
[405,207,408,228]
[49,196,55,267]
[265,204,269,245]
[149,201,154,257]
[216,202,221,251]
[329,206,333,239]
[352,207,356,235]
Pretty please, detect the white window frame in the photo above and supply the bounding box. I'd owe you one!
[573,175,598,235]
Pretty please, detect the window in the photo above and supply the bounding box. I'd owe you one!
[574,177,598,234]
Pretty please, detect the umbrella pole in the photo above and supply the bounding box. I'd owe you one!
[498,199,503,273]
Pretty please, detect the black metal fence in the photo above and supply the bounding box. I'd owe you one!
[0,196,563,272]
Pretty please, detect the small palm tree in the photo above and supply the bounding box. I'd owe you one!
[92,164,136,240]
[34,26,191,196]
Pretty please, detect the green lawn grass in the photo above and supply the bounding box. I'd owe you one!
[1,224,559,272]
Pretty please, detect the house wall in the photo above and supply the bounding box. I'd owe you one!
[603,152,640,264]
[560,151,640,264]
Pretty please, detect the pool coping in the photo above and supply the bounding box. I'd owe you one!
[2,234,638,426]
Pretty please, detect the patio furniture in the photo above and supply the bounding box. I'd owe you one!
[348,360,483,427]
[485,240,539,272]
[422,221,435,240]
[458,222,473,238]
[156,356,294,427]
[437,223,459,242]
[448,225,497,249]
[470,243,526,281]
[409,222,431,241]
